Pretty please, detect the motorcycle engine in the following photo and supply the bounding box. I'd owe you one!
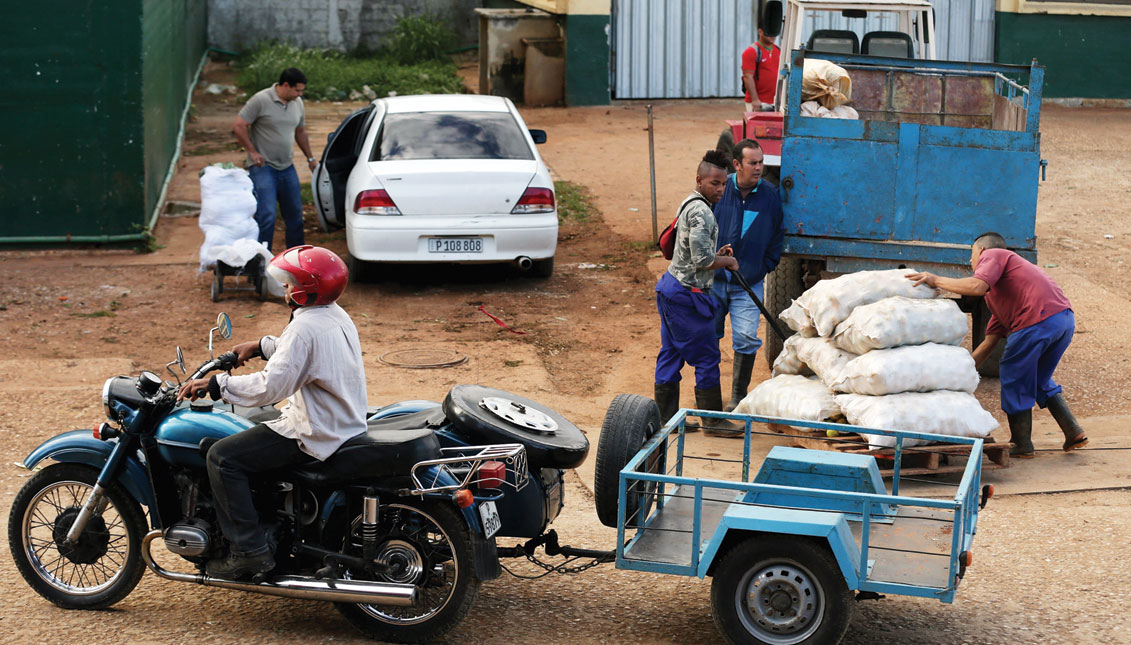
[164,518,213,558]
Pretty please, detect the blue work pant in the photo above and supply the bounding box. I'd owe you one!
[999,309,1074,414]
[249,164,305,252]
[655,273,721,389]
[711,278,764,355]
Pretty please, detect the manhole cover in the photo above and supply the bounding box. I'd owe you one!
[378,348,468,369]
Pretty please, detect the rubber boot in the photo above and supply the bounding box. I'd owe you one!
[695,386,745,438]
[654,382,690,431]
[724,352,757,412]
[1007,409,1035,459]
[1046,393,1088,452]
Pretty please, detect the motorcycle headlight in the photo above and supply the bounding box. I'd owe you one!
[102,377,116,421]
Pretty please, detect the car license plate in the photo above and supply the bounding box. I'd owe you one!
[478,500,501,539]
[429,237,482,253]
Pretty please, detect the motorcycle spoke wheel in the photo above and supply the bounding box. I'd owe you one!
[9,464,147,609]
[337,501,479,643]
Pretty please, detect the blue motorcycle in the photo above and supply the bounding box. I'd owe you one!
[9,313,590,643]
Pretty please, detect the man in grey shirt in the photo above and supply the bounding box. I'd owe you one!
[233,67,319,251]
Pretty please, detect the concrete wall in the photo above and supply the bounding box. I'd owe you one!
[209,0,481,52]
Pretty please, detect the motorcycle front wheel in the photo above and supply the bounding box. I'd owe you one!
[336,500,480,644]
[8,463,148,609]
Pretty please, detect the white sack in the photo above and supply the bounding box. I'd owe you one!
[794,337,858,386]
[802,58,852,108]
[832,297,968,354]
[781,300,818,337]
[734,375,841,426]
[772,334,814,377]
[800,101,860,120]
[198,166,259,271]
[831,343,979,395]
[835,391,999,449]
[792,269,939,337]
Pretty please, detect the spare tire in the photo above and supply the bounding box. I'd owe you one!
[442,385,589,470]
[594,394,664,529]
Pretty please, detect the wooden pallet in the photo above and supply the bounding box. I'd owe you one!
[769,423,1012,477]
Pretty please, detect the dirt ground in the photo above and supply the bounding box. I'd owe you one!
[2,59,1130,643]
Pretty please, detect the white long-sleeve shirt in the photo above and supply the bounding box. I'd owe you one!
[216,303,367,460]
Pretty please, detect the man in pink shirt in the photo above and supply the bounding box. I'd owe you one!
[908,232,1087,458]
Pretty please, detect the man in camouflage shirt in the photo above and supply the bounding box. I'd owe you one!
[654,150,743,435]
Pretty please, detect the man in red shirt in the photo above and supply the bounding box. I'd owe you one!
[742,28,781,112]
[908,232,1087,458]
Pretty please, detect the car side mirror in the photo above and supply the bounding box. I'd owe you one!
[529,129,547,144]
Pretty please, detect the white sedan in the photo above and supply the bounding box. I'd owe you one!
[314,94,557,278]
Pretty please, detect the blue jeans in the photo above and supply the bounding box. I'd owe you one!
[249,164,304,251]
[711,278,764,356]
[999,309,1074,415]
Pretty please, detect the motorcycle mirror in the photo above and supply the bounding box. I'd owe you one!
[217,312,233,340]
[177,346,186,373]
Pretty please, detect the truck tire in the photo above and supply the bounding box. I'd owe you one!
[762,257,803,368]
[716,128,736,166]
[711,535,853,645]
[971,299,1004,377]
[593,394,663,529]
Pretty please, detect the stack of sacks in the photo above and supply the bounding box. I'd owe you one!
[756,269,999,449]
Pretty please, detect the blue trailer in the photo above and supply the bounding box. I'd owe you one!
[599,395,991,645]
[762,49,1047,373]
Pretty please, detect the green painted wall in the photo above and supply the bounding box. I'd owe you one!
[995,11,1131,99]
[0,1,205,242]
[142,0,208,224]
[564,13,611,106]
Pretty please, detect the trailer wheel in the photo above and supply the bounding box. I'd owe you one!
[711,535,853,645]
[593,394,664,529]
[762,258,803,368]
[971,299,1004,377]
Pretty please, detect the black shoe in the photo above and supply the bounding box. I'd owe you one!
[205,550,276,580]
[694,385,745,438]
[1046,393,1088,451]
[725,352,757,412]
[654,382,684,429]
[1007,410,1035,458]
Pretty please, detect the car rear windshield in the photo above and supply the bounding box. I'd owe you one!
[373,111,534,161]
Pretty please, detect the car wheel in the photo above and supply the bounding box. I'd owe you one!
[348,254,375,283]
[532,257,553,278]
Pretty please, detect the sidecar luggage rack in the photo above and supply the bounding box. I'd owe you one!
[409,443,529,495]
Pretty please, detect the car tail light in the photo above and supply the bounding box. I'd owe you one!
[477,461,506,489]
[511,187,555,214]
[353,189,401,216]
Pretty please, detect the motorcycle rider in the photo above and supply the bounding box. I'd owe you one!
[177,245,367,579]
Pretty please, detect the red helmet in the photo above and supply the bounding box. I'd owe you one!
[267,245,348,306]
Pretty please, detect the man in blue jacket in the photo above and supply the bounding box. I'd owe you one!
[712,139,785,418]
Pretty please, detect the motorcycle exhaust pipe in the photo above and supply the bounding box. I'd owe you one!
[516,256,533,271]
[141,531,417,607]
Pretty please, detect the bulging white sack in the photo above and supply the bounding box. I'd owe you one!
[781,300,819,336]
[791,269,939,337]
[831,343,979,395]
[199,166,259,271]
[734,375,841,424]
[794,337,858,386]
[772,335,814,377]
[832,297,968,354]
[835,391,999,449]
